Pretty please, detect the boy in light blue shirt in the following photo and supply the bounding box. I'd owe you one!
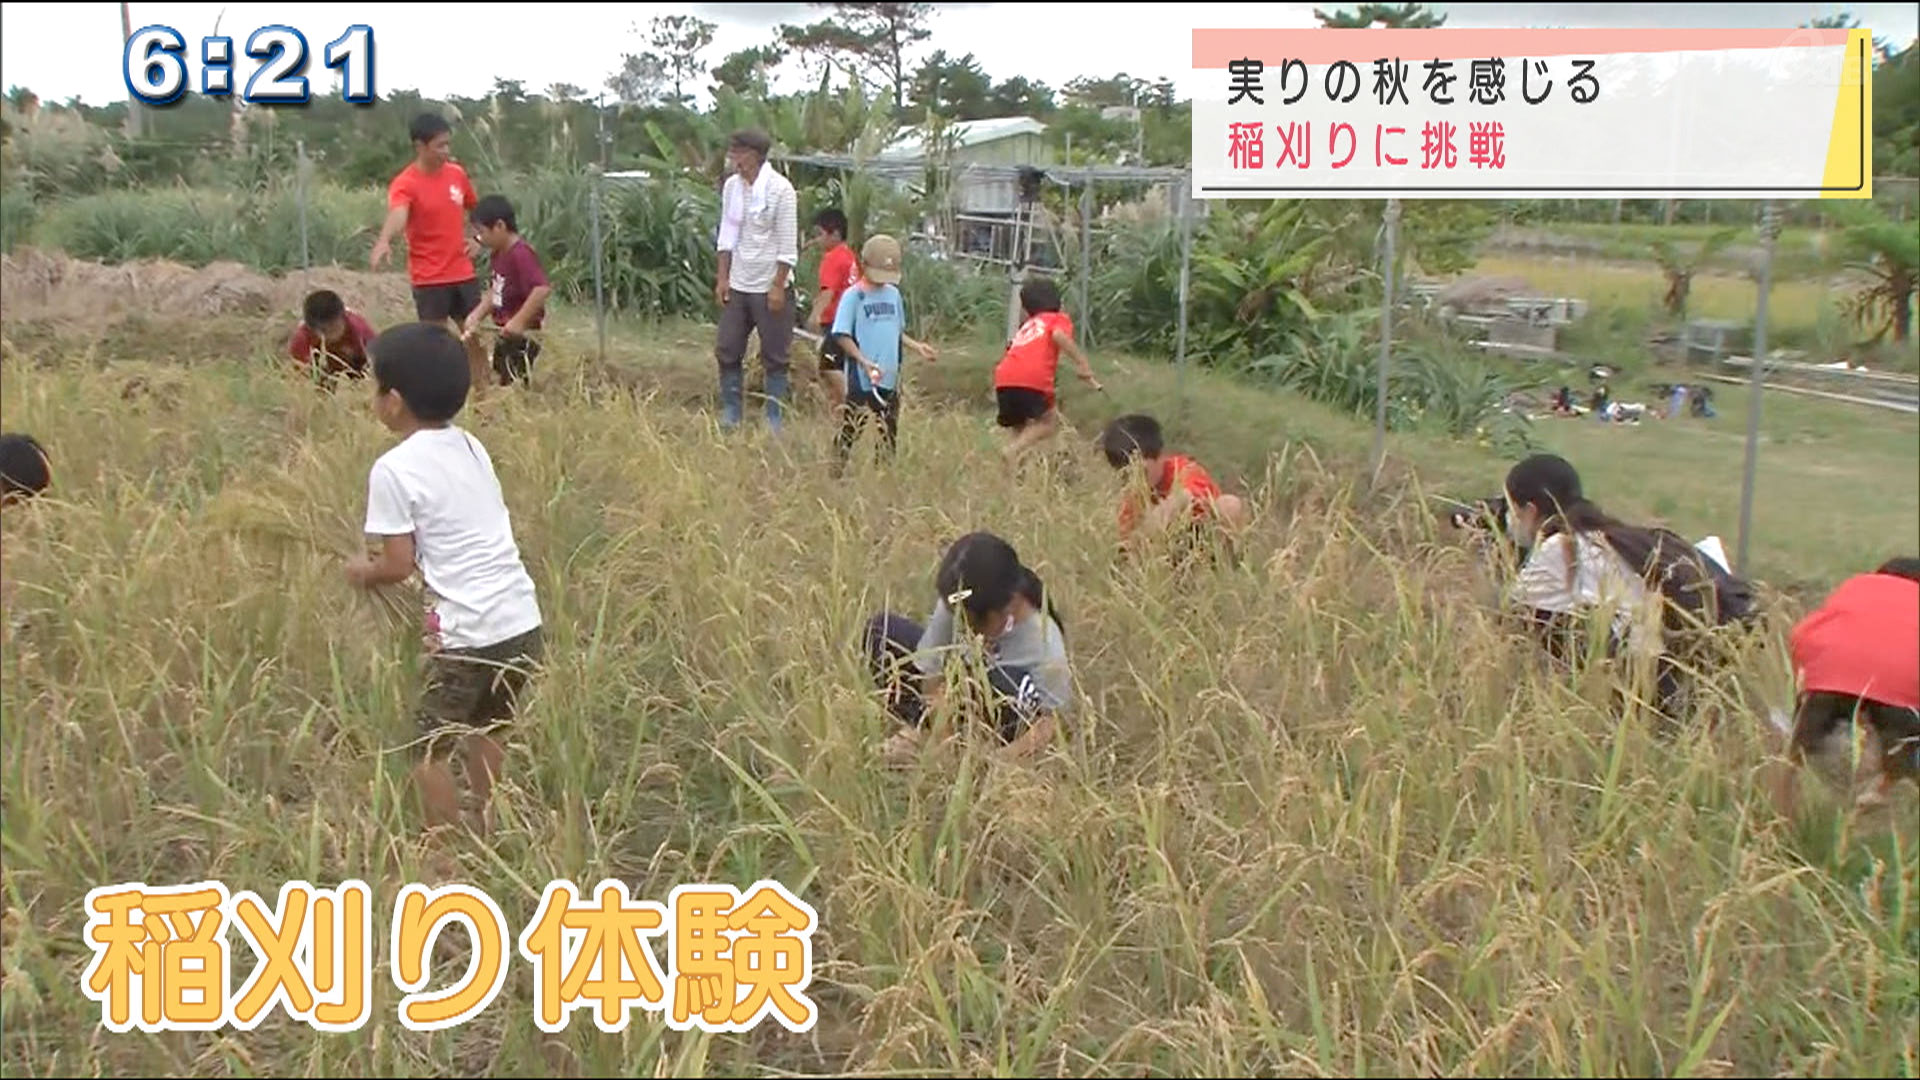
[830,233,937,473]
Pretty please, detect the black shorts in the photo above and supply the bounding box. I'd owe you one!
[863,613,1044,744]
[417,625,544,757]
[819,333,849,374]
[412,280,482,324]
[995,387,1054,428]
[492,334,541,386]
[1790,690,1920,785]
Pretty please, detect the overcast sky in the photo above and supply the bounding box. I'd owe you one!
[3,2,1914,109]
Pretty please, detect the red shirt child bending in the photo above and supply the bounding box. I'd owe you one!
[1100,413,1247,558]
[1773,559,1920,817]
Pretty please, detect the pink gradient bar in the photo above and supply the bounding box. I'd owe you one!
[1192,28,1851,68]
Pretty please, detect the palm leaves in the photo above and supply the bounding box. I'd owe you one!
[1837,219,1919,343]
[1649,227,1741,320]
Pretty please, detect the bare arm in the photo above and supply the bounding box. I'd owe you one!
[1054,329,1101,388]
[1001,712,1058,760]
[1147,485,1197,532]
[901,333,939,362]
[837,332,885,385]
[921,676,946,711]
[345,534,415,589]
[371,206,408,269]
[504,286,550,336]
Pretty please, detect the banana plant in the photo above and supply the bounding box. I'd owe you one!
[1649,227,1741,321]
[1836,214,1918,343]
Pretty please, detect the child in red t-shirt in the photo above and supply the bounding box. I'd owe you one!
[1775,557,1920,816]
[1100,413,1247,560]
[994,276,1102,466]
[807,208,861,418]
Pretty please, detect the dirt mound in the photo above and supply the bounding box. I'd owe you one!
[0,248,417,326]
[1434,274,1534,313]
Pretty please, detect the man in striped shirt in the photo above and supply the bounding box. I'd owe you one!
[713,128,801,432]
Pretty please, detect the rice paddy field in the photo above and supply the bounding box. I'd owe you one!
[1,257,1917,1078]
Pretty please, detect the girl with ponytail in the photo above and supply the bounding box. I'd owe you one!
[862,531,1072,764]
[1501,454,1685,726]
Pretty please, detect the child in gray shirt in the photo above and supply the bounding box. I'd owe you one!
[863,531,1071,762]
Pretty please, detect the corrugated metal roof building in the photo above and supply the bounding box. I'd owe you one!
[880,116,1054,214]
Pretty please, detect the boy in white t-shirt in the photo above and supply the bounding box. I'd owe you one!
[344,322,544,836]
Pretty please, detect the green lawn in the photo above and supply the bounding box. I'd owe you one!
[901,324,1919,594]
[1466,254,1836,340]
[1496,221,1838,276]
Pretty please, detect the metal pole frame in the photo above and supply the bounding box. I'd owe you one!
[1079,169,1092,347]
[1734,199,1778,576]
[1174,171,1194,419]
[296,139,310,282]
[1371,199,1401,481]
[591,166,607,366]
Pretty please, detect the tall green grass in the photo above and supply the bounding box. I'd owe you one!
[1,321,1914,1077]
[31,184,386,273]
[17,177,1020,345]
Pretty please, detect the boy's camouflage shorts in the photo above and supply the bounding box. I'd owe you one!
[417,626,545,757]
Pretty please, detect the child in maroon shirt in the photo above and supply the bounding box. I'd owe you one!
[287,290,379,381]
[462,195,551,387]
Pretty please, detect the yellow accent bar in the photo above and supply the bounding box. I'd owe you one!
[1820,28,1873,199]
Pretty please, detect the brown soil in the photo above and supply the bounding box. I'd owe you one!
[0,248,418,327]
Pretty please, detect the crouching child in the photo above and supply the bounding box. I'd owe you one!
[1772,557,1920,819]
[1100,413,1247,564]
[287,289,379,384]
[862,532,1071,765]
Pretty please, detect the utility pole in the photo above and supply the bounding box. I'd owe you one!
[1735,201,1780,576]
[1132,88,1145,164]
[121,1,143,137]
[597,93,610,170]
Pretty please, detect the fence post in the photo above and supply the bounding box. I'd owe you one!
[1079,169,1092,347]
[296,139,309,281]
[1735,199,1779,577]
[591,166,607,366]
[1371,198,1401,482]
[1174,171,1194,418]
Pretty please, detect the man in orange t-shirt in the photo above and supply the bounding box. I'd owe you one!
[1781,558,1920,810]
[370,112,486,385]
[1100,413,1248,560]
[994,276,1102,466]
